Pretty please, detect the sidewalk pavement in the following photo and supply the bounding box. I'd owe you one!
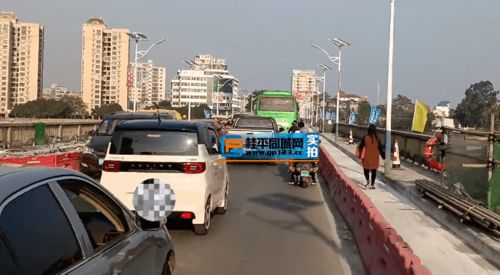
[320,133,500,275]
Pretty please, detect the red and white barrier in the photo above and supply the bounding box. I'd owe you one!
[319,145,431,275]
[0,151,82,171]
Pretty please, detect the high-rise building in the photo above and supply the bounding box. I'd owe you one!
[129,60,166,109]
[81,18,129,113]
[43,83,81,100]
[291,69,318,119]
[0,11,44,117]
[169,54,239,117]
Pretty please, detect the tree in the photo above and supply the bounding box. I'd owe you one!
[92,103,123,118]
[392,94,414,131]
[10,99,72,118]
[357,101,371,125]
[455,81,498,129]
[60,96,87,118]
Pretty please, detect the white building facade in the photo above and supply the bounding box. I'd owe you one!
[129,60,166,109]
[169,54,240,117]
[43,84,81,100]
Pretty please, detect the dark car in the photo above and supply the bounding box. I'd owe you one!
[81,112,174,178]
[0,167,175,275]
[192,119,226,137]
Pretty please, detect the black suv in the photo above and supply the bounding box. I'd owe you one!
[80,112,174,178]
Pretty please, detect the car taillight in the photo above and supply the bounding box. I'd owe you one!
[183,162,206,174]
[180,212,194,219]
[103,160,121,172]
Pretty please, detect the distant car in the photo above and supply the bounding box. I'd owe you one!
[100,120,230,235]
[228,115,282,135]
[0,167,175,275]
[80,112,174,178]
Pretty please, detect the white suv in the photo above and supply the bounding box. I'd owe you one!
[100,120,229,235]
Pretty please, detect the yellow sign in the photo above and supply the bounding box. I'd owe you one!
[411,100,429,133]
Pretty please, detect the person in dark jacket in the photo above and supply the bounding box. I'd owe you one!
[288,120,299,133]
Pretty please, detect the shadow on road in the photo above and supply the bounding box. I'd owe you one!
[247,193,340,253]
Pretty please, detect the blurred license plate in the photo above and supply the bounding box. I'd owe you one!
[98,158,104,166]
[300,171,310,177]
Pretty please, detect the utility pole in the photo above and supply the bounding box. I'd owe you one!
[385,0,396,174]
[377,83,381,106]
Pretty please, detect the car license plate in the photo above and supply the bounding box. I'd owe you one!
[301,171,310,177]
[98,158,104,166]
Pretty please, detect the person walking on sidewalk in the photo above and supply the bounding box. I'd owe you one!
[357,124,385,189]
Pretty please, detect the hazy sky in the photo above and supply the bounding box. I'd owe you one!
[4,0,500,107]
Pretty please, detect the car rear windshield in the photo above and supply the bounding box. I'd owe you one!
[258,97,295,112]
[109,131,199,156]
[235,118,274,129]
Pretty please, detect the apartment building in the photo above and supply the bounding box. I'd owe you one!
[170,69,209,108]
[43,83,81,100]
[129,60,166,109]
[0,11,44,117]
[81,18,129,113]
[170,54,239,116]
[291,69,318,119]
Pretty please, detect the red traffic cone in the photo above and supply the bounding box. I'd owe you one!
[392,139,401,168]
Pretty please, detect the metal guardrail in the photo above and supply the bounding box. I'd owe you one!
[416,179,500,237]
[0,119,100,149]
[336,123,432,164]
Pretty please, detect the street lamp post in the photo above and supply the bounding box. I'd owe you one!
[127,32,166,112]
[318,64,332,132]
[214,75,233,117]
[385,0,396,173]
[312,39,350,140]
[329,38,350,141]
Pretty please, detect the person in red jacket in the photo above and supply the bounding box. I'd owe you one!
[357,124,385,189]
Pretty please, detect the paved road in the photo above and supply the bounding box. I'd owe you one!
[168,163,363,275]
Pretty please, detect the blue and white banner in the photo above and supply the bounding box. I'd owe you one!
[348,111,357,125]
[203,109,212,119]
[220,133,320,160]
[325,111,335,120]
[369,106,380,125]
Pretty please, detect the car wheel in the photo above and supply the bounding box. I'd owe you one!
[194,198,211,235]
[162,251,175,275]
[215,183,229,215]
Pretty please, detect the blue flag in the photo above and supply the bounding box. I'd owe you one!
[204,109,212,119]
[349,111,356,125]
[368,106,380,125]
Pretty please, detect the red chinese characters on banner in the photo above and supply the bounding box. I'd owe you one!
[127,71,134,88]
